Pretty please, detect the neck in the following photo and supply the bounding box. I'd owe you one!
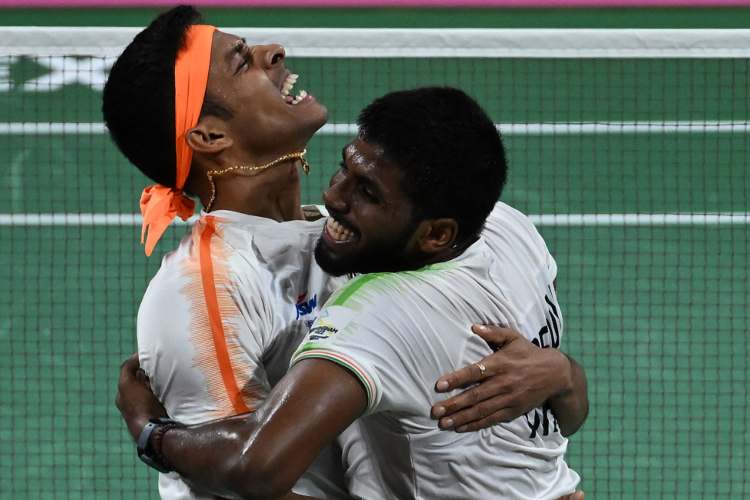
[200,159,305,221]
[419,235,477,267]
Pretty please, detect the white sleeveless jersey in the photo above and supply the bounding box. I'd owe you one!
[137,210,351,500]
[292,202,580,499]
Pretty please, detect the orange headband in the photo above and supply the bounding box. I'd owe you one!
[139,24,216,256]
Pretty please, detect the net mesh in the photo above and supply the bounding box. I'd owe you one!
[0,28,748,499]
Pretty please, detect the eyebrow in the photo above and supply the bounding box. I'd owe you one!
[342,145,384,196]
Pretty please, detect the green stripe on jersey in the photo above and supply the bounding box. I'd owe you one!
[331,274,381,306]
[331,262,456,307]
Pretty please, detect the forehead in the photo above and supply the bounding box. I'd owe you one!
[205,30,246,93]
[344,138,408,197]
[213,29,242,48]
[210,30,243,63]
[345,139,379,164]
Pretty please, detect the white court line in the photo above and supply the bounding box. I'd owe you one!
[1,121,749,136]
[1,213,748,226]
[4,28,750,58]
[530,213,750,225]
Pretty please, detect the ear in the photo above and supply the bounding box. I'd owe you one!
[185,116,233,155]
[414,218,459,255]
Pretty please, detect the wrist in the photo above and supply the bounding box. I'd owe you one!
[137,417,185,473]
[129,416,151,442]
[548,350,574,400]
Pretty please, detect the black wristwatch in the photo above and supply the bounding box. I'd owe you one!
[136,417,185,473]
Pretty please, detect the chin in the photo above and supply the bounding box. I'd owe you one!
[314,238,359,277]
[291,116,327,153]
[307,103,329,135]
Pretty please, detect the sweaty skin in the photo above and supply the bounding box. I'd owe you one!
[118,350,585,500]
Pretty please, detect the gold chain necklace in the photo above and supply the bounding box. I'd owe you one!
[205,149,309,212]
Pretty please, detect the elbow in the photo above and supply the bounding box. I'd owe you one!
[226,454,296,500]
[559,397,589,438]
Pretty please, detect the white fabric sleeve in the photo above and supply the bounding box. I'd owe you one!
[289,275,477,416]
[483,201,558,282]
[290,303,384,413]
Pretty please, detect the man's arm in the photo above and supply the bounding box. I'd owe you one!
[117,355,366,499]
[430,325,589,436]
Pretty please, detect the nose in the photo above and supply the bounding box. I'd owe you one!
[323,173,349,214]
[258,44,285,69]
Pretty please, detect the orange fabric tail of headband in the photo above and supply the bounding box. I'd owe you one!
[139,24,216,256]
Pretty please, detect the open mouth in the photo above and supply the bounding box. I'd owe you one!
[280,72,310,105]
[324,216,359,244]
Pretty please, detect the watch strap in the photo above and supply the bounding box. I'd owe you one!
[136,417,184,473]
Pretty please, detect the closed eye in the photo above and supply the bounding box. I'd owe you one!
[236,57,249,74]
[234,40,250,75]
[359,184,378,202]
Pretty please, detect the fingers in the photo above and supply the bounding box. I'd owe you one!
[119,352,139,376]
[433,394,519,431]
[432,379,501,418]
[135,368,150,385]
[434,325,523,392]
[434,360,489,393]
[471,324,521,349]
[116,353,140,410]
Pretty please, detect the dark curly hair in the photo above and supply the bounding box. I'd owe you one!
[102,5,230,189]
[357,86,507,245]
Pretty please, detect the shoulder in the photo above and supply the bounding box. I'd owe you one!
[482,201,556,277]
[138,221,277,329]
[138,233,195,317]
[484,201,544,245]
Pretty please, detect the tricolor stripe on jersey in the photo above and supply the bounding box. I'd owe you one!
[292,348,378,411]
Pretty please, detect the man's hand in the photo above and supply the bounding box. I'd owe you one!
[431,325,572,432]
[115,353,168,441]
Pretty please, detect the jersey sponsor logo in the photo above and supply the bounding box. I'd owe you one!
[295,292,318,320]
[306,305,356,342]
[308,319,338,341]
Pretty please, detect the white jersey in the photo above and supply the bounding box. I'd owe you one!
[137,210,350,500]
[291,202,580,499]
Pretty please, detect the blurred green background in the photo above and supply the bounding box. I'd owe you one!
[1,6,748,499]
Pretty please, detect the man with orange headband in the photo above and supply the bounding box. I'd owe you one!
[104,7,349,498]
[104,6,587,500]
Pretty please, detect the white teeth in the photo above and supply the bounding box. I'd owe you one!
[281,74,300,98]
[290,89,308,105]
[326,218,355,242]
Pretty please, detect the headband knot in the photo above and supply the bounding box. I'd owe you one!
[140,185,196,256]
